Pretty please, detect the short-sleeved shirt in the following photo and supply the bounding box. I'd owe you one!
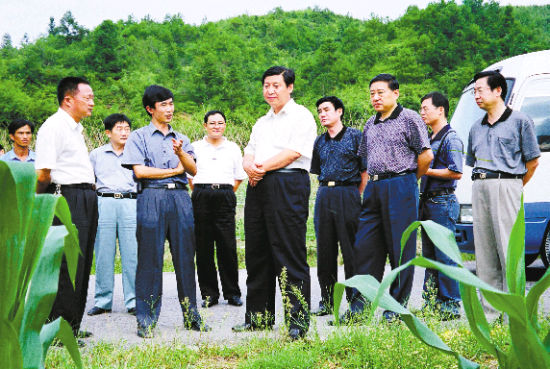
[34,108,95,184]
[121,122,195,186]
[310,126,366,183]
[420,124,464,193]
[358,104,431,175]
[466,108,541,175]
[0,149,36,163]
[244,99,317,171]
[89,143,137,193]
[190,137,247,185]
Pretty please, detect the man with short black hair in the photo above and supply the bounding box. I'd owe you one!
[1,119,36,163]
[310,96,367,316]
[419,91,463,320]
[87,114,137,317]
[349,73,432,322]
[232,66,317,340]
[467,70,540,294]
[122,85,209,337]
[35,76,98,341]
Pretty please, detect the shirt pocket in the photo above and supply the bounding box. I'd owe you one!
[495,136,519,167]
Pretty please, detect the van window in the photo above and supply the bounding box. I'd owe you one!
[518,76,550,152]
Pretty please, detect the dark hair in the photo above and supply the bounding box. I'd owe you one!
[57,77,90,106]
[262,66,295,86]
[8,119,35,135]
[316,96,345,117]
[103,113,132,131]
[369,73,399,90]
[420,92,450,118]
[473,70,507,101]
[142,85,174,116]
[203,110,226,123]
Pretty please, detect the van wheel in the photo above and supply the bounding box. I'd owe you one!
[541,228,550,268]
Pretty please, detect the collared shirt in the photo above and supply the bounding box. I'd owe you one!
[34,108,95,184]
[89,143,137,193]
[358,104,431,175]
[310,126,366,183]
[121,122,195,186]
[190,137,247,185]
[420,124,464,193]
[244,99,317,171]
[0,149,36,163]
[466,108,541,175]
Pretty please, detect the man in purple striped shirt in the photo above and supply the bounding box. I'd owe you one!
[346,74,433,323]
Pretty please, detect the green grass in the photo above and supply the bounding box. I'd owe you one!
[46,312,547,368]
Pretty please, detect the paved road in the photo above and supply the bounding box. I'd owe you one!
[80,260,550,346]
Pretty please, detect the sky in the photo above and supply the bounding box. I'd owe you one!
[0,0,547,46]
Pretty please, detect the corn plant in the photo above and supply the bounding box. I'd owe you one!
[0,161,82,369]
[334,198,550,369]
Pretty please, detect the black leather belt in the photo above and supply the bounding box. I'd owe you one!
[370,171,414,182]
[194,183,233,190]
[49,183,96,192]
[141,182,187,190]
[421,188,455,199]
[319,180,358,187]
[97,192,137,199]
[472,172,523,180]
[271,168,307,174]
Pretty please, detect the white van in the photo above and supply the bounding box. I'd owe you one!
[451,49,550,268]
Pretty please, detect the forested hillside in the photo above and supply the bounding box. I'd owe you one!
[0,0,549,144]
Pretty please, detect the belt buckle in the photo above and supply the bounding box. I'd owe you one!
[114,193,123,199]
[372,175,379,181]
[327,181,336,187]
[211,184,221,190]
[479,173,487,179]
[167,183,176,189]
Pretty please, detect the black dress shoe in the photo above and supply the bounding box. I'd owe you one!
[77,330,93,338]
[201,298,218,308]
[187,320,211,332]
[382,310,401,323]
[288,328,305,340]
[127,307,136,316]
[137,325,154,338]
[328,310,363,326]
[227,296,243,306]
[87,306,111,316]
[52,338,86,347]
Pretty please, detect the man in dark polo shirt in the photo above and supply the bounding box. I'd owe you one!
[349,73,433,322]
[419,92,464,320]
[122,85,209,337]
[310,96,367,316]
[467,70,540,295]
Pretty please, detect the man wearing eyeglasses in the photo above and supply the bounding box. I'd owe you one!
[467,70,540,297]
[188,110,247,309]
[35,76,98,343]
[87,114,138,318]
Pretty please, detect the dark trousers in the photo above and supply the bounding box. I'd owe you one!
[314,185,361,307]
[244,171,311,330]
[135,188,199,329]
[192,186,240,301]
[352,173,418,311]
[420,194,461,304]
[49,187,98,335]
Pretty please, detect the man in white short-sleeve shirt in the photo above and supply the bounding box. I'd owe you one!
[35,76,98,342]
[232,66,317,340]
[188,110,247,309]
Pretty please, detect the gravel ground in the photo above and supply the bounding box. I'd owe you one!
[79,260,550,346]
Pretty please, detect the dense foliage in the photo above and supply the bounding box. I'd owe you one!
[0,1,549,140]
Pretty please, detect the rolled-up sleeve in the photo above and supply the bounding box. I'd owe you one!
[121,131,146,169]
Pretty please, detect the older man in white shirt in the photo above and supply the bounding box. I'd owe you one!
[189,110,247,309]
[35,76,98,343]
[232,66,317,340]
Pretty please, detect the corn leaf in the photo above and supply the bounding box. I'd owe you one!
[40,318,82,369]
[0,319,23,369]
[506,195,526,295]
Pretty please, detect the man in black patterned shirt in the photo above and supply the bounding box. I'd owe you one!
[350,74,432,322]
[310,96,368,316]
